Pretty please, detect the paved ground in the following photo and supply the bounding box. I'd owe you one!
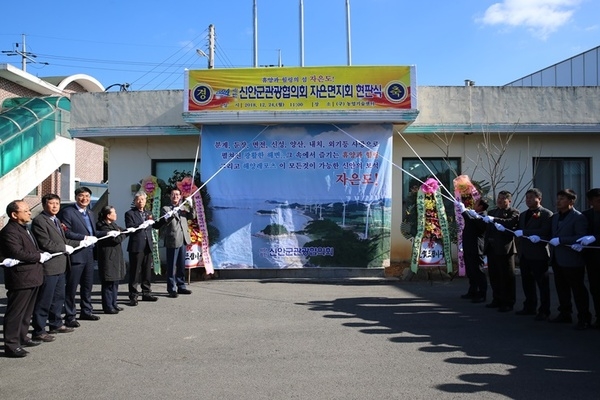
[1,275,600,400]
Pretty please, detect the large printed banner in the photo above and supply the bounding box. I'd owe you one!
[201,123,393,269]
[186,66,413,112]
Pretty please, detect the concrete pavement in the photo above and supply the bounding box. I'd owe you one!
[1,275,600,399]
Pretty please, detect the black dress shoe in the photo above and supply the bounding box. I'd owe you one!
[498,305,514,313]
[129,298,138,307]
[177,288,192,295]
[549,313,573,323]
[5,347,28,358]
[104,309,119,314]
[32,333,56,342]
[168,292,179,298]
[141,295,158,302]
[65,320,80,328]
[48,325,75,334]
[485,302,500,309]
[471,296,486,304]
[79,313,100,321]
[23,339,42,347]
[116,306,124,311]
[534,312,549,321]
[515,309,537,316]
[575,321,590,330]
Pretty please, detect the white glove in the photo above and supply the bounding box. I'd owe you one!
[528,235,541,243]
[107,230,120,237]
[576,235,596,246]
[483,215,495,223]
[80,239,91,247]
[126,227,136,233]
[85,236,99,244]
[514,230,523,237]
[65,245,75,255]
[146,219,155,225]
[164,210,175,219]
[549,237,560,247]
[454,201,466,214]
[571,244,584,252]
[40,252,52,263]
[494,222,506,232]
[1,258,20,267]
[466,209,478,219]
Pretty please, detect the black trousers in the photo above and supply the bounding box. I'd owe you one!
[584,253,600,319]
[519,256,550,314]
[553,264,591,323]
[128,248,153,299]
[487,253,516,307]
[4,286,39,352]
[464,252,487,296]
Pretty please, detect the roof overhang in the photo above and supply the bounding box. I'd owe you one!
[0,63,65,95]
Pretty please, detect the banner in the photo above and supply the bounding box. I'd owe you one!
[186,66,413,112]
[201,123,393,269]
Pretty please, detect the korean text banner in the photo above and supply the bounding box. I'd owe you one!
[201,123,393,269]
[186,66,413,112]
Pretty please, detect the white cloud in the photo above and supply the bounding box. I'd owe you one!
[480,0,581,39]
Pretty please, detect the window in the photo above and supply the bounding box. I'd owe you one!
[152,159,197,185]
[402,158,460,213]
[533,158,589,211]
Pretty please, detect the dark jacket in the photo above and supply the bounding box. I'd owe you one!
[581,208,600,262]
[461,210,487,256]
[485,207,520,255]
[517,206,553,261]
[59,204,107,264]
[0,220,44,290]
[551,208,587,267]
[31,212,80,276]
[96,220,127,281]
[124,208,154,252]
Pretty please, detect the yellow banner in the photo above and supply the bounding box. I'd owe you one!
[186,66,413,112]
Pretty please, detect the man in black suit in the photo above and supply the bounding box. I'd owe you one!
[0,200,51,357]
[458,198,489,303]
[513,188,553,320]
[580,188,600,327]
[124,191,158,306]
[548,189,591,330]
[483,191,520,312]
[58,187,101,327]
[31,194,81,341]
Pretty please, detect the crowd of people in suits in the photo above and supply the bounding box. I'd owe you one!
[457,187,600,331]
[1,187,194,358]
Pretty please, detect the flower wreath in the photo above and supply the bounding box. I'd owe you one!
[140,175,162,274]
[410,178,452,273]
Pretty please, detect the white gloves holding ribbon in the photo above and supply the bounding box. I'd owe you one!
[549,237,561,247]
[164,209,176,219]
[65,245,75,255]
[80,236,98,247]
[571,244,584,252]
[40,252,52,263]
[513,230,523,237]
[467,209,479,219]
[528,235,541,243]
[576,235,596,246]
[494,223,506,232]
[1,258,20,267]
[107,230,120,238]
[454,200,466,214]
[126,227,136,233]
[482,215,495,224]
[140,220,156,229]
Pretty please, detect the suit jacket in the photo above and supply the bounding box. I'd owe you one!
[484,206,520,255]
[31,212,80,276]
[96,220,127,281]
[461,210,487,256]
[517,206,553,261]
[0,220,44,290]
[581,208,600,261]
[124,207,154,252]
[59,204,106,264]
[551,208,588,267]
[154,203,192,248]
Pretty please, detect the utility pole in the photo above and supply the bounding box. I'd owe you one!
[1,34,47,72]
[208,24,215,69]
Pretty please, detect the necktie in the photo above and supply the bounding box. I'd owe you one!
[52,217,61,231]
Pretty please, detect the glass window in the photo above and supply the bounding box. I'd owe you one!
[533,158,589,211]
[152,159,197,184]
[402,158,460,211]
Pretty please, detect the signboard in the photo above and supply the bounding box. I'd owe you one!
[185,66,414,113]
[201,123,393,269]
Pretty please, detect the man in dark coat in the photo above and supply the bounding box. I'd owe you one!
[458,198,489,303]
[549,189,591,330]
[513,188,553,320]
[0,200,50,357]
[124,191,158,306]
[31,193,81,340]
[59,186,103,327]
[483,190,520,313]
[580,188,600,327]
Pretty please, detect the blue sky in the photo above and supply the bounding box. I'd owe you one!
[1,0,598,90]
